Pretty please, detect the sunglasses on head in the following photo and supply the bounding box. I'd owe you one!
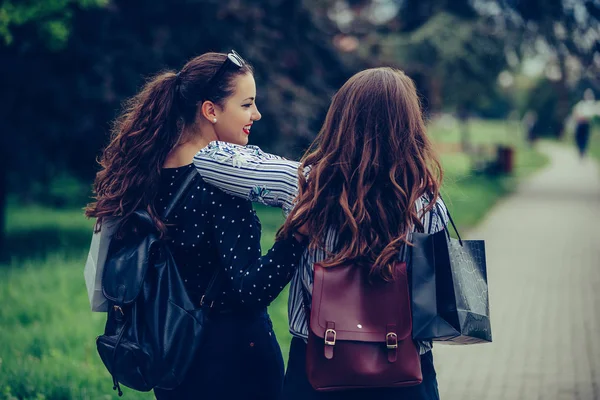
[204,50,246,90]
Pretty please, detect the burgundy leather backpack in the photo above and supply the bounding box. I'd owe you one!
[306,262,422,391]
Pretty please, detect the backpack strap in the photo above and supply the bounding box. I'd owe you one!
[160,168,223,308]
[435,194,463,246]
[199,267,222,308]
[163,168,199,219]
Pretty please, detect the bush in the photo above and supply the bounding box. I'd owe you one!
[525,78,566,138]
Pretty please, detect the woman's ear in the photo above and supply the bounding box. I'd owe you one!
[200,100,218,123]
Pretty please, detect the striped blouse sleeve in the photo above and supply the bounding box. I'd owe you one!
[400,195,449,262]
[193,141,300,217]
[417,194,449,234]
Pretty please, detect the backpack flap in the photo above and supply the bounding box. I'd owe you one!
[310,262,412,360]
[102,211,159,306]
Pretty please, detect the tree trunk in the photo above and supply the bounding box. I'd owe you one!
[457,103,471,153]
[543,23,569,139]
[555,50,570,138]
[0,157,6,253]
[429,75,443,114]
[460,121,471,153]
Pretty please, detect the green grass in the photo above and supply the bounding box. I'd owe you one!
[430,118,549,232]
[0,252,135,400]
[0,119,549,399]
[428,117,526,147]
[4,206,95,263]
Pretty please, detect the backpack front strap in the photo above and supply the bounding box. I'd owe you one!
[324,321,336,360]
[386,324,398,363]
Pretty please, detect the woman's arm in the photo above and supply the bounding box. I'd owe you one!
[193,141,300,216]
[212,192,306,307]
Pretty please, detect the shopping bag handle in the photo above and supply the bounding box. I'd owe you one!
[436,195,463,247]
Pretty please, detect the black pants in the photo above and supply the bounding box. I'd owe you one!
[575,122,591,157]
[154,308,284,400]
[282,337,440,400]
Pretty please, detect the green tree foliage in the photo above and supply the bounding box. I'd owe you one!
[378,12,506,113]
[525,78,563,138]
[393,0,477,32]
[0,0,106,249]
[336,0,507,117]
[0,0,107,49]
[511,0,600,68]
[2,0,349,185]
[0,0,350,251]
[500,0,600,135]
[2,0,596,250]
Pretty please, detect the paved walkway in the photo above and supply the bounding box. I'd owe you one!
[434,142,600,400]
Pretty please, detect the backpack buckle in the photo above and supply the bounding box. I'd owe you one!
[386,332,398,349]
[199,295,215,308]
[324,328,337,346]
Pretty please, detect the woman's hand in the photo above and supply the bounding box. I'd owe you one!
[296,222,309,236]
[291,222,309,244]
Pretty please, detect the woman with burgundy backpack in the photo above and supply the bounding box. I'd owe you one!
[194,67,448,399]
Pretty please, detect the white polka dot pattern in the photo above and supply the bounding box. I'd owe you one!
[155,164,306,310]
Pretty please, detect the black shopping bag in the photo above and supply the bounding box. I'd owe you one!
[410,210,492,344]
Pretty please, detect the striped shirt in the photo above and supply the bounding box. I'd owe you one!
[193,141,449,354]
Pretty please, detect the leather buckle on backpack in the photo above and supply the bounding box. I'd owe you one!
[324,329,336,346]
[386,332,398,349]
[113,305,124,316]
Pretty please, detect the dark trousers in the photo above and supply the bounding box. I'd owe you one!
[575,122,591,157]
[154,308,284,400]
[282,337,440,400]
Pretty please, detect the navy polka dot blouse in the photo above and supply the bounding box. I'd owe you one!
[154,164,306,310]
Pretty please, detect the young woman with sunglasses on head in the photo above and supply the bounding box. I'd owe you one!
[85,51,307,399]
[194,67,449,399]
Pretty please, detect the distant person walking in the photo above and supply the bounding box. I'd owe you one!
[572,89,598,158]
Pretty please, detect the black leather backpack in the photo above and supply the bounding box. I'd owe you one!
[96,169,222,395]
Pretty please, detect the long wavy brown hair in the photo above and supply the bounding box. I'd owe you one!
[278,68,443,280]
[85,53,253,235]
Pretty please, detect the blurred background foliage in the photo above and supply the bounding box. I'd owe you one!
[1,0,599,240]
[2,1,600,398]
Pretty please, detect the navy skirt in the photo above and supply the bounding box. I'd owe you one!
[154,309,284,400]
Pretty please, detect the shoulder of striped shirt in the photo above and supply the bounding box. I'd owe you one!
[195,141,286,161]
[194,143,302,179]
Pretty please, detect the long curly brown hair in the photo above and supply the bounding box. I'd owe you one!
[85,52,253,235]
[278,68,443,280]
